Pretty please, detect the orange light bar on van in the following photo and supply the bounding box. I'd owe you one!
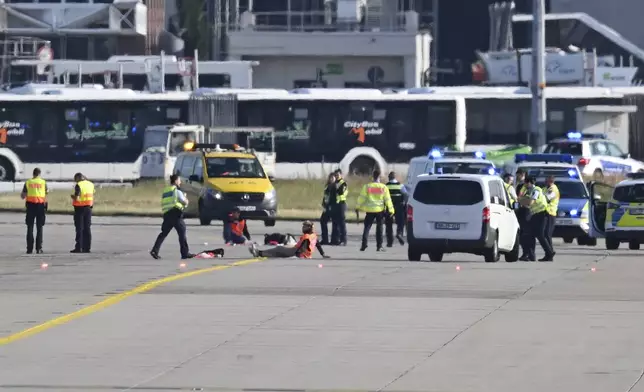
[183,141,195,151]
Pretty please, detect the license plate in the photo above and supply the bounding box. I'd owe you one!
[238,206,256,211]
[630,208,644,215]
[556,219,574,225]
[435,222,460,230]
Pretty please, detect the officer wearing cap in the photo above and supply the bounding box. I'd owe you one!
[21,167,48,254]
[70,172,94,253]
[385,171,405,247]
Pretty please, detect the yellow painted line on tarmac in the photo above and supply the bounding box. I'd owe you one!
[0,257,266,346]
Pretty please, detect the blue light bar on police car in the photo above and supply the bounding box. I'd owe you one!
[515,153,574,164]
[566,131,607,140]
[441,151,486,159]
[429,149,442,158]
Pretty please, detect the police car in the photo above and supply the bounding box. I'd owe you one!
[589,173,644,250]
[533,176,596,246]
[406,150,498,193]
[514,153,583,179]
[543,132,644,180]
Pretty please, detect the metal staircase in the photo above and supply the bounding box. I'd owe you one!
[0,37,52,86]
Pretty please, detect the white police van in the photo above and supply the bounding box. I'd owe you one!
[513,153,583,179]
[406,150,498,194]
[406,173,520,263]
[543,132,644,180]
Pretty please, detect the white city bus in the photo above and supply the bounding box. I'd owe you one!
[0,83,189,182]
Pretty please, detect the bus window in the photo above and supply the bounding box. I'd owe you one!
[0,105,33,148]
[427,103,456,147]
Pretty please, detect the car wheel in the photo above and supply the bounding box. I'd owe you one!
[563,237,574,244]
[264,219,276,227]
[505,232,520,262]
[606,237,620,250]
[427,251,443,262]
[629,241,640,250]
[484,238,499,263]
[198,199,211,226]
[408,246,422,261]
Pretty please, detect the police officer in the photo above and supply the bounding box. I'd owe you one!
[150,174,194,260]
[320,173,336,245]
[515,169,532,260]
[21,168,48,254]
[544,175,560,252]
[356,169,394,252]
[502,173,518,206]
[331,169,348,245]
[385,171,405,247]
[70,172,94,253]
[520,176,555,262]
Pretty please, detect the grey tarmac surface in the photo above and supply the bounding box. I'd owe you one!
[0,212,643,392]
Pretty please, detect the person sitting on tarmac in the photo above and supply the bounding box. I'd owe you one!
[248,221,330,259]
[223,207,251,245]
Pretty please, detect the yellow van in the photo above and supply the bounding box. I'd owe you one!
[173,143,277,226]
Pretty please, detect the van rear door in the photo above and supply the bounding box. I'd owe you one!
[412,177,486,240]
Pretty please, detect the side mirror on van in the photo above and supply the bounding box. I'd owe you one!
[188,174,202,183]
[268,175,275,182]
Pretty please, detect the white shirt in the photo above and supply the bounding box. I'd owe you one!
[530,187,542,200]
[176,188,188,205]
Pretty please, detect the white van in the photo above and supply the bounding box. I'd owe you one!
[406,174,520,262]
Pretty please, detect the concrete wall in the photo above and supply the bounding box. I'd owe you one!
[228,31,420,57]
[551,0,644,52]
[247,56,405,88]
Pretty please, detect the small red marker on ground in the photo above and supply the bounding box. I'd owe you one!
[41,263,49,269]
[455,265,461,271]
[179,262,187,269]
[318,264,323,268]
[591,267,596,272]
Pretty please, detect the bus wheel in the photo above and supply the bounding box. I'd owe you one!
[0,158,14,182]
[349,156,377,177]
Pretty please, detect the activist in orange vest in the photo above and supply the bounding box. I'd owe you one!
[248,221,330,259]
[224,207,251,245]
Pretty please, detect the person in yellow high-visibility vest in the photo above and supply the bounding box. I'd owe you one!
[20,167,48,254]
[356,169,394,252]
[544,175,560,253]
[331,169,349,245]
[70,172,94,253]
[519,176,555,262]
[150,174,194,260]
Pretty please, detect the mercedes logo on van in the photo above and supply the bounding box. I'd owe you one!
[242,194,250,201]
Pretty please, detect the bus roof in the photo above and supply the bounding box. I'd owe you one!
[0,83,639,101]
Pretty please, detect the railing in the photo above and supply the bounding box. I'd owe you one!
[227,10,434,33]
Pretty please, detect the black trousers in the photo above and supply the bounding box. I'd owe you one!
[331,202,347,244]
[529,212,555,258]
[152,208,190,258]
[362,212,384,248]
[386,205,405,246]
[73,206,92,252]
[25,202,46,252]
[320,209,332,243]
[546,213,556,250]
